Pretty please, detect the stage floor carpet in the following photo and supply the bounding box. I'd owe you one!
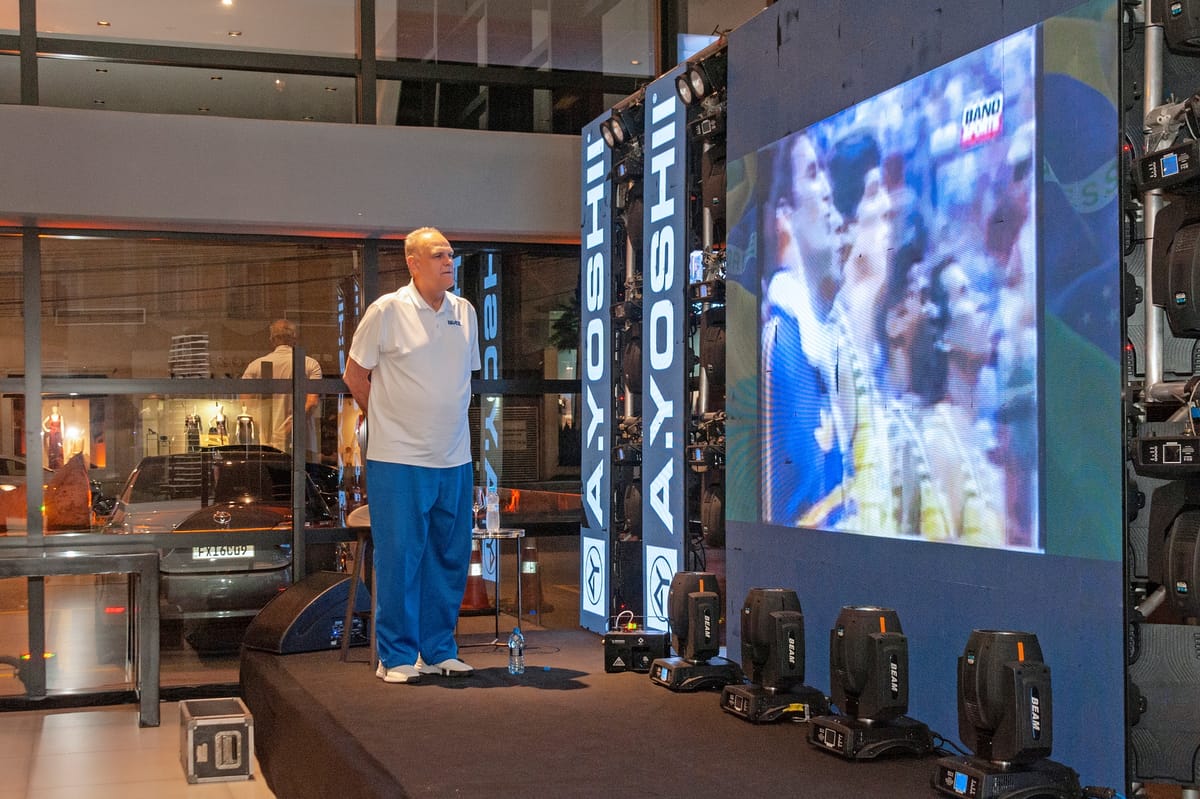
[241,628,947,799]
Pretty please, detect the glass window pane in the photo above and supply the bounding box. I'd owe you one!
[0,54,18,105]
[0,577,31,697]
[83,389,357,679]
[377,78,602,133]
[468,392,581,515]
[683,0,767,38]
[378,247,411,295]
[39,59,355,122]
[380,244,578,382]
[40,236,360,379]
[0,234,21,376]
[37,0,357,57]
[376,0,653,77]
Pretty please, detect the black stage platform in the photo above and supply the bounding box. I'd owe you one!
[241,629,946,799]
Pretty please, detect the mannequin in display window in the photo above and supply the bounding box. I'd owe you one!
[184,408,202,452]
[235,405,257,446]
[210,404,228,445]
[42,404,64,469]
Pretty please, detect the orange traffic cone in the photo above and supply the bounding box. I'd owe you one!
[519,541,551,618]
[460,538,492,613]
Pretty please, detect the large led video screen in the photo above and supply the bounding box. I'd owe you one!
[759,27,1042,550]
[724,0,1121,785]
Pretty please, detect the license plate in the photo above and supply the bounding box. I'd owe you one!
[192,545,254,560]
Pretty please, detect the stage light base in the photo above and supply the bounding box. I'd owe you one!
[649,656,742,692]
[721,683,830,723]
[808,714,933,760]
[932,755,1081,799]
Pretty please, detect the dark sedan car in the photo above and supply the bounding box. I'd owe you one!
[97,451,337,656]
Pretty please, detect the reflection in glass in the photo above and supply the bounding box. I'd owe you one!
[0,55,18,105]
[376,0,653,76]
[38,60,355,123]
[36,0,356,56]
[40,236,360,380]
[0,234,21,376]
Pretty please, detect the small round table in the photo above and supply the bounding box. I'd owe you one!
[472,527,525,644]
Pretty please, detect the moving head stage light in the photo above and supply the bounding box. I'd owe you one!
[675,50,727,108]
[1160,0,1200,56]
[808,607,932,759]
[932,630,1080,799]
[649,571,742,692]
[600,102,645,150]
[1150,195,1200,340]
[1136,93,1200,196]
[1128,621,1200,784]
[721,588,830,723]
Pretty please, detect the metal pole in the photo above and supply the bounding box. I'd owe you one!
[1143,0,1172,399]
[291,344,307,580]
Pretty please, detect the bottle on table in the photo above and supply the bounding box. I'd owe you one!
[486,490,500,532]
[507,626,525,675]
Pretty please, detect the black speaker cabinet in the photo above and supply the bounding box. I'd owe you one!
[243,571,369,655]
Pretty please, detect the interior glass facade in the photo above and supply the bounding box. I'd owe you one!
[0,229,583,699]
[0,0,668,712]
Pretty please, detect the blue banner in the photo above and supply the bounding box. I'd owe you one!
[640,68,688,632]
[580,113,614,632]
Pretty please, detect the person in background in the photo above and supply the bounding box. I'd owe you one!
[913,257,1004,547]
[241,319,323,459]
[343,226,480,684]
[761,133,847,529]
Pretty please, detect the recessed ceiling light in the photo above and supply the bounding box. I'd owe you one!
[95,67,108,73]
[93,99,105,104]
[210,75,222,80]
[631,59,640,65]
[97,20,111,27]
[324,86,337,92]
[303,116,314,121]
[197,106,210,112]
[222,0,234,6]
[228,30,242,37]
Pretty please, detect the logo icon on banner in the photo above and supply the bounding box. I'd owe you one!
[645,546,677,631]
[582,537,606,617]
[481,538,498,582]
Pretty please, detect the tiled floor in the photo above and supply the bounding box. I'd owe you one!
[0,702,275,799]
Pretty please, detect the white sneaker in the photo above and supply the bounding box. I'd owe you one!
[417,656,474,677]
[375,662,421,683]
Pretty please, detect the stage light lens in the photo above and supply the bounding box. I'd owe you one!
[675,73,694,105]
[612,116,628,144]
[689,67,708,99]
[600,120,616,148]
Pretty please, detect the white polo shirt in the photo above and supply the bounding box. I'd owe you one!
[349,282,480,468]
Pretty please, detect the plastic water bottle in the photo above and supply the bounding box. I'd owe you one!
[507,626,525,675]
[486,490,500,532]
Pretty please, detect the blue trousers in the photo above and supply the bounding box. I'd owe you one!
[366,460,473,668]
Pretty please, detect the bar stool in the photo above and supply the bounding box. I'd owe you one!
[340,504,376,668]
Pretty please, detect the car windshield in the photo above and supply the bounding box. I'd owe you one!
[125,454,295,505]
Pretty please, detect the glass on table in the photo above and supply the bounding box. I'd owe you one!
[472,485,487,530]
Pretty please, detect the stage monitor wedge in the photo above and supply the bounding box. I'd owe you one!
[243,571,370,655]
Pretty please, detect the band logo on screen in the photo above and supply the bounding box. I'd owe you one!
[961,92,1004,148]
[759,27,1041,553]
